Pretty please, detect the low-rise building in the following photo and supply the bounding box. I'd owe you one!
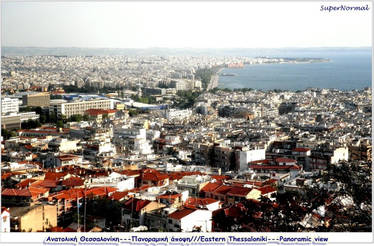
[10,204,57,232]
[1,207,11,232]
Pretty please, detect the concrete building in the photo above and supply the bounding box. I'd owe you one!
[48,138,80,153]
[88,172,135,191]
[238,148,266,171]
[1,207,10,232]
[22,93,50,107]
[167,208,212,232]
[165,109,192,120]
[176,175,211,197]
[19,112,40,122]
[1,97,19,115]
[1,114,21,130]
[10,204,57,232]
[142,87,166,96]
[50,99,113,117]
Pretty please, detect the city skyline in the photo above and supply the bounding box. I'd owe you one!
[2,1,372,49]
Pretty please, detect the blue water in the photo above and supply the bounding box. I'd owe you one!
[218,49,372,90]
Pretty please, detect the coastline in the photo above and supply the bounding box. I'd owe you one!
[216,55,370,91]
[206,67,223,91]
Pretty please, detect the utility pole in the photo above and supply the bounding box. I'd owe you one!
[84,185,87,232]
[77,192,80,232]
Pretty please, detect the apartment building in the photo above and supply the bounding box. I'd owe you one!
[1,97,19,115]
[22,93,50,107]
[49,99,113,117]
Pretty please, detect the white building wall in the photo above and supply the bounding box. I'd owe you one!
[1,210,10,232]
[181,210,212,232]
[59,139,79,153]
[206,201,220,211]
[1,98,19,115]
[117,177,135,191]
[331,147,349,164]
[239,149,266,171]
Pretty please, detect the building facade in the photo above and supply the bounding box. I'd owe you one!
[50,99,113,117]
[1,97,19,115]
[22,93,50,107]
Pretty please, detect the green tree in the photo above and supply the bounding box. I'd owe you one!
[69,114,83,122]
[83,114,90,121]
[56,120,64,128]
[40,114,47,124]
[21,119,41,129]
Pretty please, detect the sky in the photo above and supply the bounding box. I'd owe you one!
[1,1,372,48]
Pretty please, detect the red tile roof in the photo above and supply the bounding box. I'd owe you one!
[109,191,129,201]
[118,170,141,176]
[16,179,36,188]
[168,171,203,181]
[227,186,251,197]
[86,187,117,197]
[142,169,168,182]
[85,109,117,116]
[61,177,84,187]
[2,188,32,197]
[45,172,66,181]
[123,198,151,212]
[257,185,277,195]
[184,197,218,209]
[1,173,13,180]
[157,192,182,200]
[224,206,242,218]
[292,148,311,152]
[39,179,58,188]
[213,185,232,195]
[200,182,222,193]
[263,179,277,186]
[1,207,10,214]
[168,208,196,220]
[29,186,49,197]
[210,175,230,181]
[49,188,85,201]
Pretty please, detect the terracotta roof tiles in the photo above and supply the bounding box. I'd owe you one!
[168,208,196,220]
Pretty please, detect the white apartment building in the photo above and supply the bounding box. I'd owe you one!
[238,148,266,171]
[165,109,192,120]
[168,208,213,232]
[49,99,113,117]
[1,97,19,115]
[88,172,135,191]
[1,208,10,232]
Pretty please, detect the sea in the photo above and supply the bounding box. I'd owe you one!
[218,48,372,91]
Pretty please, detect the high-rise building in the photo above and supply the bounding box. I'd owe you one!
[49,98,113,117]
[1,97,19,115]
[22,93,50,107]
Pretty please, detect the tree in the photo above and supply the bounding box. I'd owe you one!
[21,119,41,129]
[83,114,90,121]
[1,128,17,140]
[56,120,64,128]
[40,114,47,124]
[48,112,57,123]
[69,114,83,122]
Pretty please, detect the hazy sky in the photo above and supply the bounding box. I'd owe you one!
[2,1,372,48]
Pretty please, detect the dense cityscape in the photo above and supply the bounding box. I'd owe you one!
[1,54,371,233]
